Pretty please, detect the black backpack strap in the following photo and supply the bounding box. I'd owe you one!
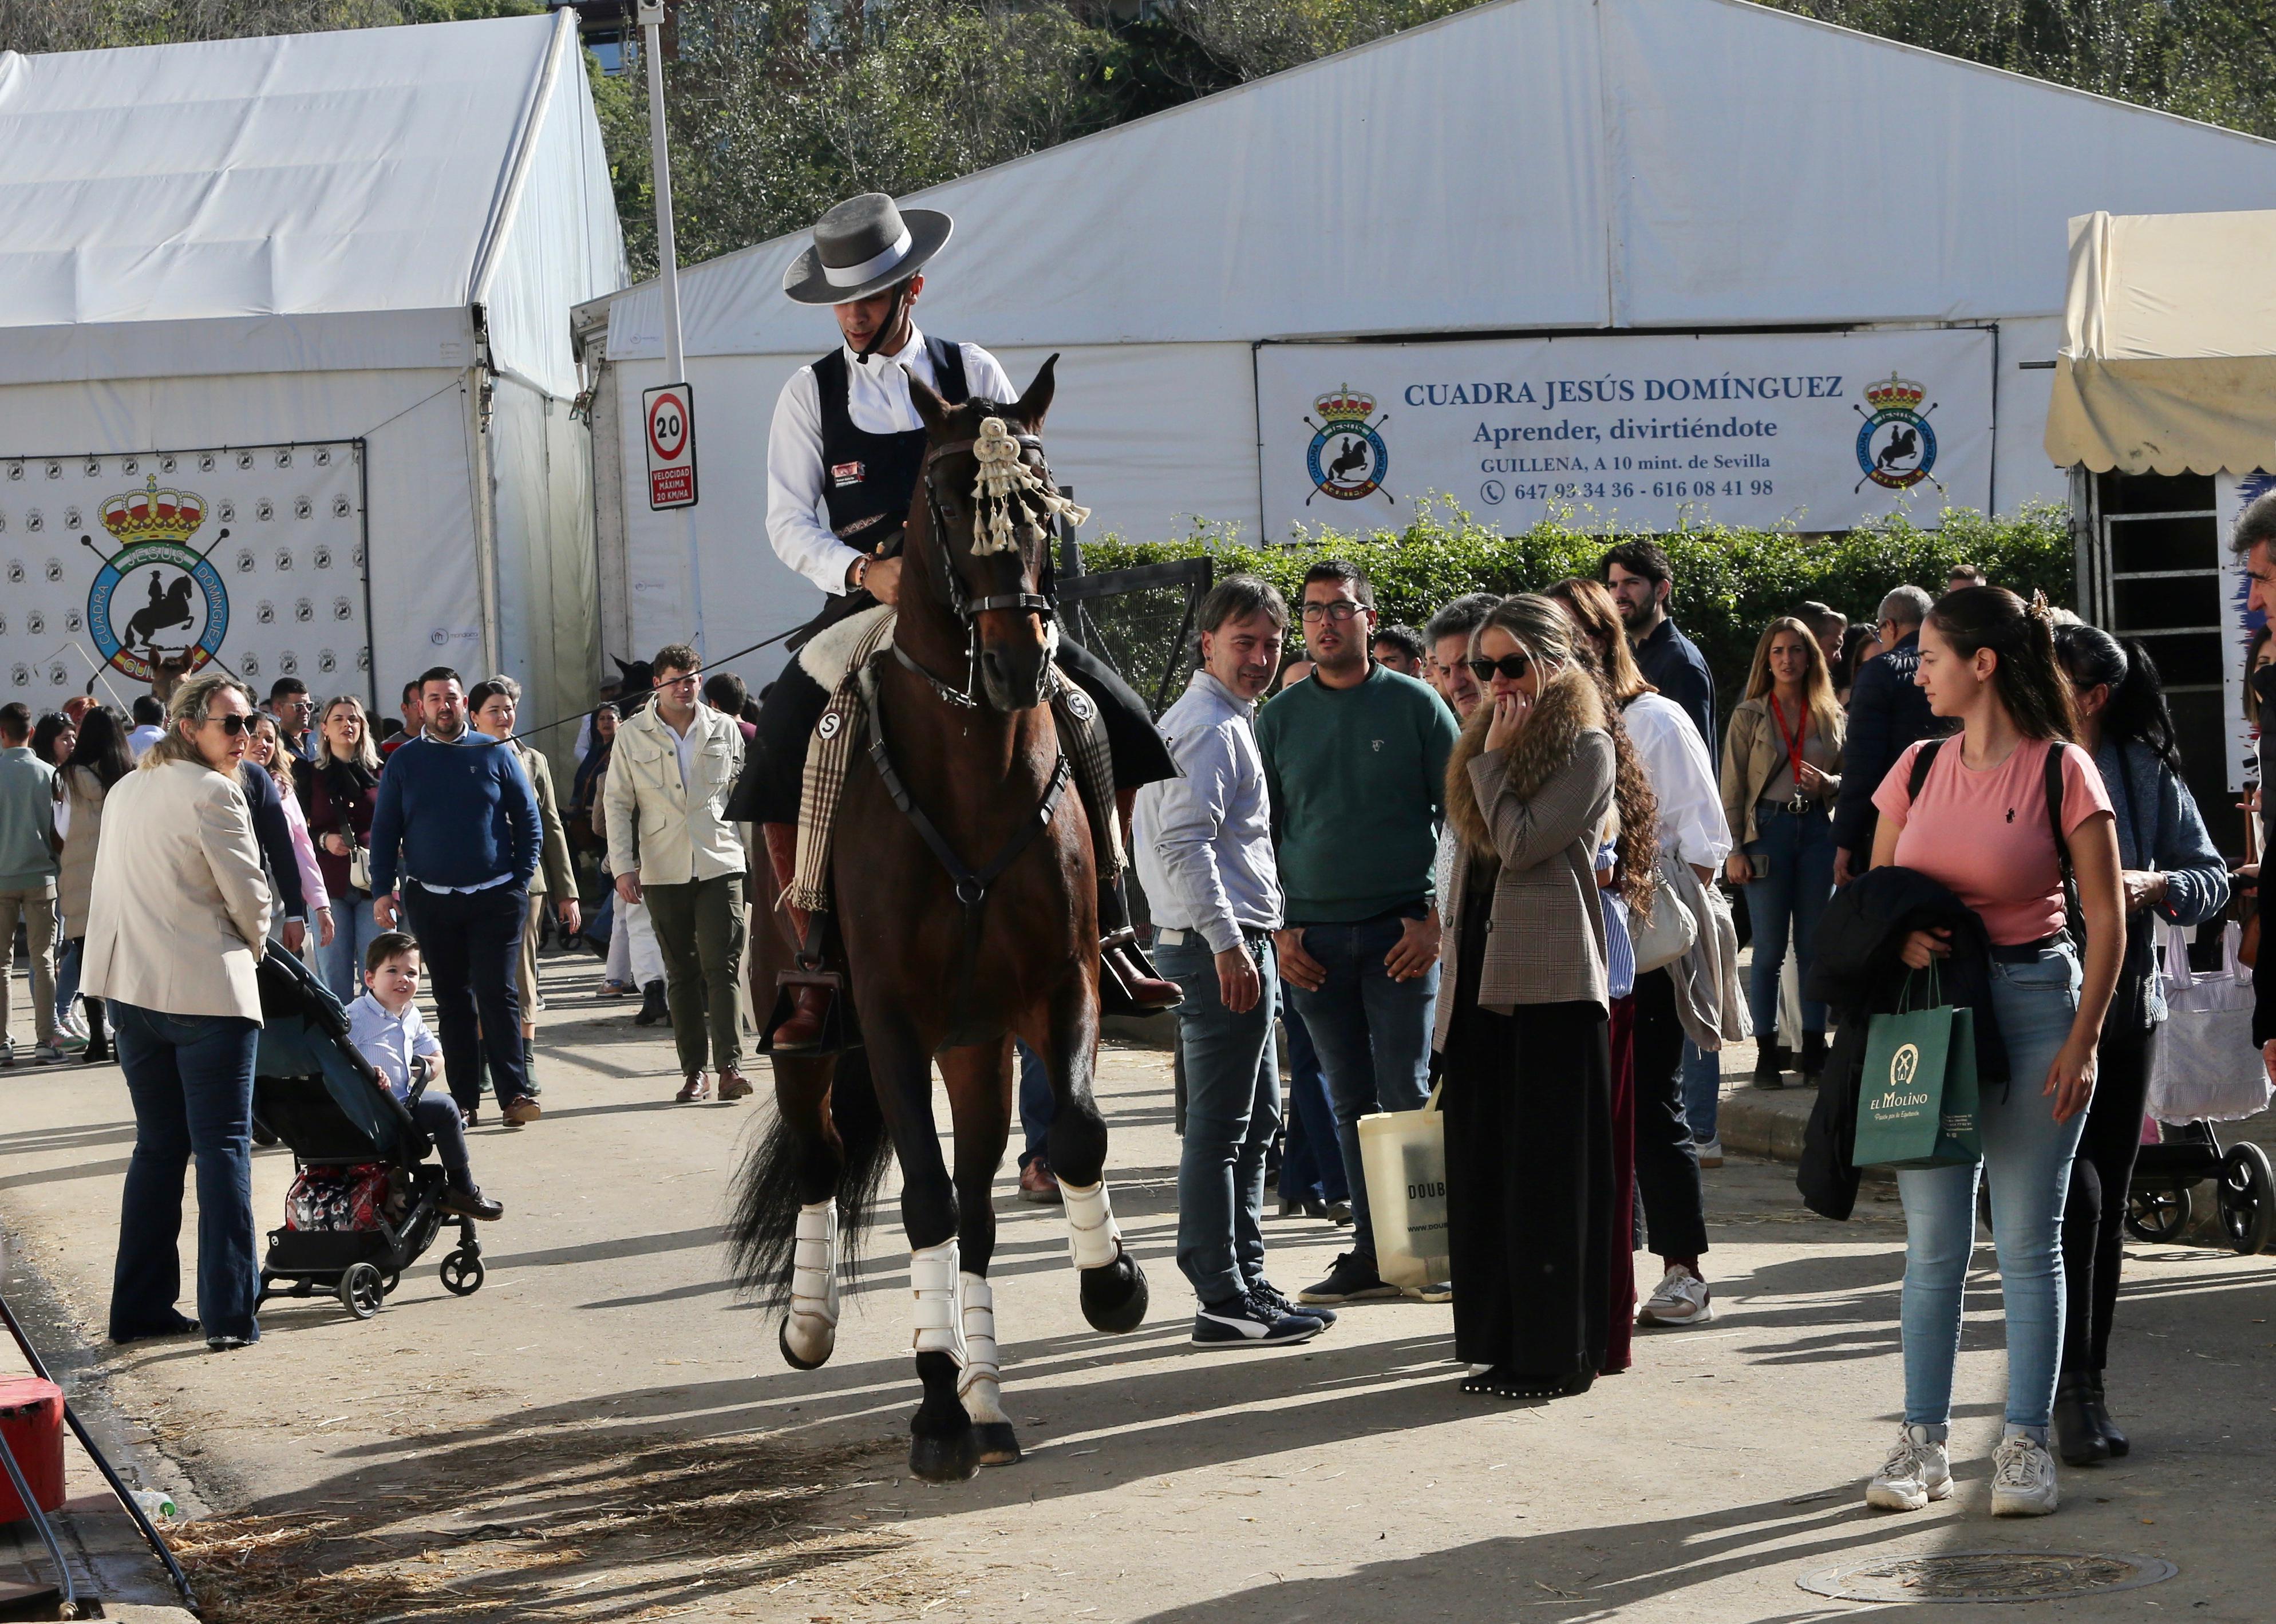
[1906,736,1945,800]
[2046,741,2081,939]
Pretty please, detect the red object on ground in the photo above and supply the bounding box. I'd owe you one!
[0,1376,66,1523]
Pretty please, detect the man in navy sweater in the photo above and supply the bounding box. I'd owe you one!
[370,667,543,1125]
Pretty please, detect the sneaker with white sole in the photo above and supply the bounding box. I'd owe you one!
[1694,1137,1725,1169]
[32,1042,69,1065]
[1192,1291,1323,1348]
[1990,1430,2060,1517]
[1866,1424,1953,1511]
[1636,1265,1714,1326]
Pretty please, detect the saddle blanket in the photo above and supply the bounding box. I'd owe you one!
[789,607,1121,915]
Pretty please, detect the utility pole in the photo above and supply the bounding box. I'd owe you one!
[637,0,702,656]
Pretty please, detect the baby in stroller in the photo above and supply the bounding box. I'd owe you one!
[347,932,503,1222]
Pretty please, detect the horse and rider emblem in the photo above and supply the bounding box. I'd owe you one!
[1303,385,1393,505]
[1853,373,1942,495]
[85,476,231,681]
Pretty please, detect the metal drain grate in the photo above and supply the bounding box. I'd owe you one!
[1799,1551,2178,1603]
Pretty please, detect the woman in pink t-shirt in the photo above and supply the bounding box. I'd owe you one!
[1859,587,2124,1521]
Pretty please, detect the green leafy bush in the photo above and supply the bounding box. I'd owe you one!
[1080,500,2075,717]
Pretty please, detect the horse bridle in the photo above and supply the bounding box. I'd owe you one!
[894,427,1062,710]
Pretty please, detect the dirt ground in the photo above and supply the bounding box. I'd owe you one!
[2,949,2273,1622]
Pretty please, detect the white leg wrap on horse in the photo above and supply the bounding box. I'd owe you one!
[957,1272,1007,1423]
[784,1200,840,1364]
[1058,1178,1123,1270]
[909,1239,968,1363]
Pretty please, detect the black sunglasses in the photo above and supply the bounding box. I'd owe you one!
[202,714,253,736]
[1465,653,1534,683]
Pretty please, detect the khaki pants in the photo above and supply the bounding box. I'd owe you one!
[0,883,60,1048]
[644,873,747,1076]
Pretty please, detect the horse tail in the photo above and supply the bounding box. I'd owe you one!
[726,1053,895,1307]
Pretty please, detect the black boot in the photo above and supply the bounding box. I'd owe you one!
[634,979,669,1026]
[1799,1029,1827,1082]
[1751,1041,1788,1090]
[520,1032,541,1097]
[2083,1370,2129,1457]
[82,997,110,1065]
[2052,1372,2109,1467]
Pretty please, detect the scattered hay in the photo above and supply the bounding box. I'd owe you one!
[169,1429,956,1622]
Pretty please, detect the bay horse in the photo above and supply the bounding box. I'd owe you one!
[730,356,1149,1484]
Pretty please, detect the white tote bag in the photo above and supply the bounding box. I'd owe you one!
[2147,921,2273,1125]
[1358,1081,1451,1290]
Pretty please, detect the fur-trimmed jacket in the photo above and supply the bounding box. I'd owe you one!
[1434,663,1617,1053]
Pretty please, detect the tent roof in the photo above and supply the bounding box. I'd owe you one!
[2045,209,2276,475]
[594,0,2276,362]
[0,10,586,382]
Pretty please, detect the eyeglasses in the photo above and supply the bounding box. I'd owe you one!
[1466,653,1535,683]
[202,714,253,736]
[1298,600,1366,624]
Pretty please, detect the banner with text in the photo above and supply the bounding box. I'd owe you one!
[1256,329,1994,538]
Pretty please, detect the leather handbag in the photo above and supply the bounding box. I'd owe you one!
[1627,858,1698,974]
[345,831,372,895]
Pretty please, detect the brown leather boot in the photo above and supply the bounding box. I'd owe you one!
[1097,874,1182,1015]
[762,822,837,1052]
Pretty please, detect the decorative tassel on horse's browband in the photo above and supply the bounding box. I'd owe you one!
[969,416,1090,555]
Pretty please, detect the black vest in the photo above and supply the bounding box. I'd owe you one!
[812,335,970,558]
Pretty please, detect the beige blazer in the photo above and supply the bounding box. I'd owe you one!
[604,703,746,886]
[81,759,272,1021]
[57,766,110,931]
[1719,696,1844,846]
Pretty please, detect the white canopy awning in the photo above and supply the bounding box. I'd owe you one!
[2045,208,2276,475]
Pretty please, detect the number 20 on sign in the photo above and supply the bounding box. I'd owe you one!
[643,384,698,510]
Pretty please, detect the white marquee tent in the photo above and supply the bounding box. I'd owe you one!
[579,0,2276,679]
[0,9,625,742]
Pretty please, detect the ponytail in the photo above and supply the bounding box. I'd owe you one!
[1927,586,2079,744]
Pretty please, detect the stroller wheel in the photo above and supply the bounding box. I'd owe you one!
[440,1250,486,1297]
[2217,1143,2276,1255]
[379,1271,402,1298]
[2124,1183,2193,1244]
[338,1263,386,1321]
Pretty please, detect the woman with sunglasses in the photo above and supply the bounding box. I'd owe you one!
[1721,617,1844,1087]
[81,673,273,1352]
[1437,595,1641,1400]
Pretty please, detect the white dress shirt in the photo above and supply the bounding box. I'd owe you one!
[1622,691,1733,869]
[766,325,1019,595]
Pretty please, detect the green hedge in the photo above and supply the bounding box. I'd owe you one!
[1080,501,2076,718]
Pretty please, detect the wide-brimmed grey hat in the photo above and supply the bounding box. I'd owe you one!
[783,192,953,306]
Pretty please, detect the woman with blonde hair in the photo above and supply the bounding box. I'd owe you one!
[245,713,333,965]
[1721,617,1844,1086]
[309,696,384,1001]
[1438,594,1633,1400]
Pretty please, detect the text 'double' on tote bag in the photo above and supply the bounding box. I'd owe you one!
[1358,1081,1451,1290]
[1852,964,1983,1171]
[2148,920,2272,1125]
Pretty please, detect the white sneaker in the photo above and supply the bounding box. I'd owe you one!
[33,1042,69,1065]
[1866,1424,1953,1511]
[1696,1137,1725,1169]
[1637,1265,1714,1326]
[1990,1431,2060,1517]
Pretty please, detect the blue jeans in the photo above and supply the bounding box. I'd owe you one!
[1898,945,2087,1437]
[1015,1038,1053,1169]
[1285,908,1438,1267]
[1681,1041,1721,1145]
[1741,801,1835,1041]
[54,935,82,1027]
[1161,934,1281,1305]
[315,892,381,1005]
[1275,990,1348,1205]
[109,1002,262,1344]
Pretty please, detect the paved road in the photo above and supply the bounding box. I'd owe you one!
[1,951,2271,1621]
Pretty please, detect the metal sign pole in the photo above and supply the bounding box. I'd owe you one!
[639,1,702,656]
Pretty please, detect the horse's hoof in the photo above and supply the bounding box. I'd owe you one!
[908,1425,981,1484]
[1079,1247,1149,1334]
[974,1421,1021,1467]
[778,1317,831,1371]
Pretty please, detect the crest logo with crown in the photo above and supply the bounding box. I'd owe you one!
[1302,385,1393,505]
[1854,373,1942,494]
[84,475,232,682]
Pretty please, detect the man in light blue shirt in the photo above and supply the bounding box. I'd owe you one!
[1133,576,1326,1349]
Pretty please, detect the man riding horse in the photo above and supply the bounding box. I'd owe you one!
[733,192,1179,1048]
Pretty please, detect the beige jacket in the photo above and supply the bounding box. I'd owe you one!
[81,758,272,1021]
[1434,664,1616,1054]
[604,702,746,886]
[1720,695,1844,845]
[57,766,110,932]
[514,742,577,900]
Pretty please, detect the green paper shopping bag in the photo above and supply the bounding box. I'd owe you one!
[1852,966,1983,1171]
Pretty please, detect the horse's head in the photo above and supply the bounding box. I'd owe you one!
[907,355,1077,713]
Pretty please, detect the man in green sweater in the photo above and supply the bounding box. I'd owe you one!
[1256,562,1460,1305]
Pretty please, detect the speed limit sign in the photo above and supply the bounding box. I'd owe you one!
[643,383,698,510]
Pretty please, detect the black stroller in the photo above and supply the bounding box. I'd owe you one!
[251,946,487,1320]
[2124,1123,2274,1254]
